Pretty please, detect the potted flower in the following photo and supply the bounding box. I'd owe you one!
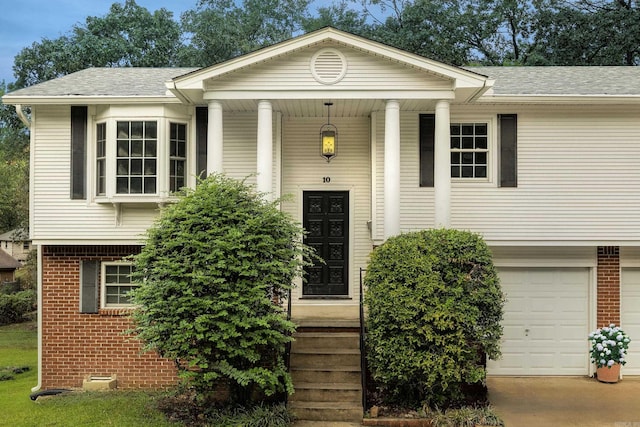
[588,324,631,383]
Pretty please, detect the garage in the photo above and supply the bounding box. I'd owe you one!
[487,267,590,375]
[621,268,640,375]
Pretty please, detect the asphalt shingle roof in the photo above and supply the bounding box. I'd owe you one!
[6,68,199,98]
[4,66,640,99]
[0,249,21,269]
[468,66,640,96]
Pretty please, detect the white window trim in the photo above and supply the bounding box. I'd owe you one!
[101,261,137,309]
[450,115,497,186]
[91,115,193,204]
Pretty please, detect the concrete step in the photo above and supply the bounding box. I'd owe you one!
[289,401,363,423]
[289,382,362,403]
[290,349,361,369]
[292,332,361,351]
[291,367,361,384]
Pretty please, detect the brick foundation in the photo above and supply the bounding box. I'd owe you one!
[597,246,620,327]
[41,245,177,390]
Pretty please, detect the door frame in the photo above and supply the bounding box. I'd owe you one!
[297,186,355,300]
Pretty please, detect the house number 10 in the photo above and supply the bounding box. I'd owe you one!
[323,177,331,183]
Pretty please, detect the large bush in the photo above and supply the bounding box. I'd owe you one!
[364,229,503,407]
[0,290,36,325]
[130,174,310,404]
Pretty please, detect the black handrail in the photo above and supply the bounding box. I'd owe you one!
[359,267,367,412]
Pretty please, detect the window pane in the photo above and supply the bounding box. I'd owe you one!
[451,152,460,164]
[476,137,487,149]
[178,141,186,157]
[144,177,156,194]
[170,140,177,157]
[117,159,129,175]
[117,140,129,157]
[176,161,185,176]
[131,140,143,157]
[475,123,487,135]
[462,137,474,149]
[131,122,143,139]
[144,159,156,175]
[130,159,143,175]
[130,177,143,193]
[145,122,157,139]
[451,166,460,177]
[145,140,156,157]
[475,166,487,178]
[117,177,129,193]
[451,137,460,149]
[462,152,474,164]
[476,152,487,164]
[117,122,129,138]
[462,124,474,135]
[462,166,474,177]
[450,124,460,135]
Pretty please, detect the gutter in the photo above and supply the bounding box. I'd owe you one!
[14,105,31,128]
[168,81,193,105]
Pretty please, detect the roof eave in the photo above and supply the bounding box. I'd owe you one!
[476,94,640,105]
[1,95,181,106]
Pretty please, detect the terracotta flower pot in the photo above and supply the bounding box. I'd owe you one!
[597,363,620,383]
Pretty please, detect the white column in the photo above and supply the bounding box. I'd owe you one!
[384,100,401,239]
[257,100,273,197]
[434,99,451,227]
[207,100,224,174]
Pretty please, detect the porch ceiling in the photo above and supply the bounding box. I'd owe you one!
[219,98,439,117]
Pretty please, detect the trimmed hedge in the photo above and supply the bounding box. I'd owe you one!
[364,229,504,408]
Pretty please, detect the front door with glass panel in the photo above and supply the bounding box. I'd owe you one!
[303,191,349,296]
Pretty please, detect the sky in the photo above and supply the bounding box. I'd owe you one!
[0,0,195,85]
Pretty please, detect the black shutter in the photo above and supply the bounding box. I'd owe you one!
[80,260,99,314]
[419,114,435,187]
[70,106,88,199]
[499,114,518,187]
[196,107,208,179]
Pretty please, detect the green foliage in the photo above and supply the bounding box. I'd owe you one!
[364,229,504,407]
[426,405,504,426]
[0,290,36,325]
[206,402,294,426]
[180,0,311,67]
[12,0,182,88]
[130,174,310,403]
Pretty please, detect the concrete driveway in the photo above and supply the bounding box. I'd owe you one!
[487,376,640,426]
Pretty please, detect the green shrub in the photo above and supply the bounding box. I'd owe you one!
[364,229,504,408]
[0,290,36,325]
[130,174,311,404]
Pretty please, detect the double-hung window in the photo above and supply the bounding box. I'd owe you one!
[169,122,187,192]
[116,121,157,194]
[96,123,107,196]
[102,263,137,307]
[450,122,488,179]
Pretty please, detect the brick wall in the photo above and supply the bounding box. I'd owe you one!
[41,245,177,390]
[597,246,620,327]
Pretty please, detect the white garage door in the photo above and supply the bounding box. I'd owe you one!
[487,267,590,375]
[621,268,640,375]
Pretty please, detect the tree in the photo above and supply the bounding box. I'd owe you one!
[302,1,372,35]
[364,229,504,407]
[0,82,29,233]
[179,0,312,67]
[531,0,640,65]
[12,0,182,88]
[130,175,311,404]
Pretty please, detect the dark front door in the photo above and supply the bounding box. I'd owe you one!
[303,191,349,296]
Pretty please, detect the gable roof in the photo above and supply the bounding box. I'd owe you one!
[0,249,21,270]
[0,228,29,242]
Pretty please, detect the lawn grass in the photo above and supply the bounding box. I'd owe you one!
[0,322,179,427]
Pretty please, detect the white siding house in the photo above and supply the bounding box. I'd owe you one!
[3,28,640,395]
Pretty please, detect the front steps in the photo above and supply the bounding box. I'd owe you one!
[289,330,363,423]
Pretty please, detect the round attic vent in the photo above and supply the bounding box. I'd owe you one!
[311,48,347,85]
